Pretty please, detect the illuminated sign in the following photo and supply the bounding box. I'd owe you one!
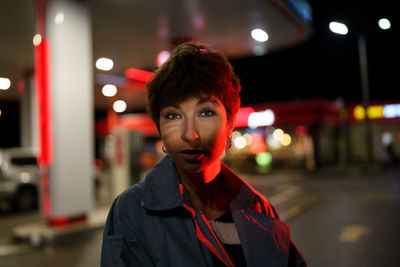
[352,103,400,121]
[383,104,400,119]
[235,107,275,129]
[248,109,275,129]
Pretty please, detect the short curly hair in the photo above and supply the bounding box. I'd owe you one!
[146,42,241,131]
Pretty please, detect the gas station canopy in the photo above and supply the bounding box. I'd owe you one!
[0,0,312,110]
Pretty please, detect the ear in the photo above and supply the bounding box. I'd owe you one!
[227,116,236,137]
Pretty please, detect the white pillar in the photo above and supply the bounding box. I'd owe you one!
[46,0,94,218]
[20,75,38,148]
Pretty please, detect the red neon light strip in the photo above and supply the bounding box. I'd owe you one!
[35,38,53,165]
[35,0,53,219]
[235,107,255,128]
[48,214,87,226]
[125,68,154,82]
[35,39,53,218]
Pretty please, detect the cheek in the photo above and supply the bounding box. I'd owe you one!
[159,124,179,148]
[203,124,229,152]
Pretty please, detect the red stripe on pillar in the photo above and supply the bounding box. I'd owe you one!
[35,38,53,166]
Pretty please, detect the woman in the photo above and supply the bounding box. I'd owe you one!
[101,43,307,267]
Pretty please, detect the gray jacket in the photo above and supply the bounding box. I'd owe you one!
[101,156,307,266]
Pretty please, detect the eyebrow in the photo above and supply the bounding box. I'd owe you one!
[197,97,221,107]
[162,96,221,110]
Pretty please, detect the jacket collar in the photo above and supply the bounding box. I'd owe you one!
[141,156,184,211]
[141,156,291,266]
[141,155,259,212]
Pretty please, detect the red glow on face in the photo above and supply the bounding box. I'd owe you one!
[125,68,154,82]
[235,107,255,128]
[295,125,307,136]
[159,96,229,175]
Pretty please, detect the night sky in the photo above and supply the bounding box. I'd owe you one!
[232,0,399,106]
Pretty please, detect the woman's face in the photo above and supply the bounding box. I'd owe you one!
[159,95,233,174]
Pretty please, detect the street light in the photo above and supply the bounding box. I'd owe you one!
[329,19,391,165]
[329,22,348,35]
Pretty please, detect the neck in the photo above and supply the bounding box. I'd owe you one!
[178,160,229,211]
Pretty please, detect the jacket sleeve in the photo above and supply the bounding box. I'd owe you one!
[264,199,307,266]
[100,195,155,267]
[288,240,307,267]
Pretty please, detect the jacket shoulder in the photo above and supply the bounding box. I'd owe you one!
[106,181,148,233]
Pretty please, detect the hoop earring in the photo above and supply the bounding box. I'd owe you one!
[162,144,167,153]
[225,136,232,149]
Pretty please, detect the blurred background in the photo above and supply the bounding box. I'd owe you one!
[0,0,399,266]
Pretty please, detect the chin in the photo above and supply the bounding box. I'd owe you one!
[176,157,220,175]
[177,161,206,174]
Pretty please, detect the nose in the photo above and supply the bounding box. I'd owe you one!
[181,118,199,143]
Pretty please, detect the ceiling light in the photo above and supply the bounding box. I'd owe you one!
[33,34,42,46]
[113,100,127,113]
[102,84,117,97]
[96,58,114,71]
[251,29,269,42]
[0,77,11,90]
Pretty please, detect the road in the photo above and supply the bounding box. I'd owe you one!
[0,167,399,267]
[288,168,400,267]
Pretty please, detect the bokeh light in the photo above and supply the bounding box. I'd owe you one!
[295,125,307,136]
[156,50,171,67]
[378,18,391,30]
[96,57,114,71]
[249,132,267,155]
[382,132,392,146]
[102,84,117,97]
[329,21,348,35]
[0,77,11,90]
[273,128,284,141]
[243,133,253,146]
[255,152,272,166]
[234,136,247,149]
[33,34,42,46]
[281,133,292,146]
[248,109,274,129]
[354,105,365,120]
[113,100,127,113]
[251,28,269,42]
[267,135,281,150]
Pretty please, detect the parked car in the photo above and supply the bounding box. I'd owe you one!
[0,147,40,211]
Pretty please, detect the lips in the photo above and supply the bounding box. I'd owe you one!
[178,149,205,162]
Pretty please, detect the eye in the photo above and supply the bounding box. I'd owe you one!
[200,109,216,117]
[165,112,181,119]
